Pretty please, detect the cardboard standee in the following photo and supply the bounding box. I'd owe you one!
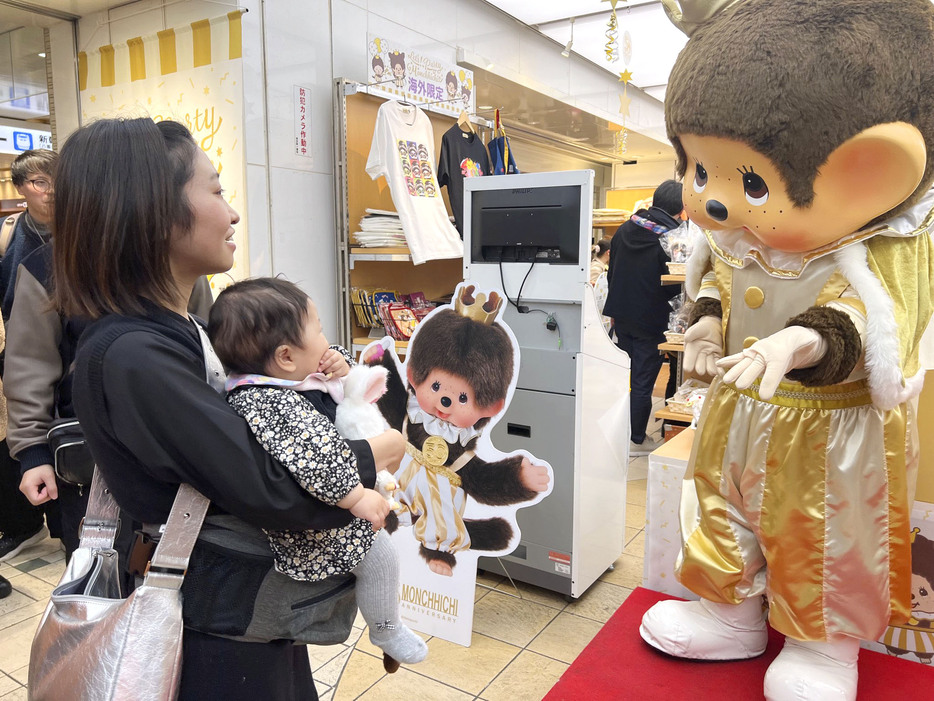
[361,282,553,646]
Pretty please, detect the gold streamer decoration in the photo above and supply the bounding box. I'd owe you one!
[604,0,620,63]
[605,8,619,62]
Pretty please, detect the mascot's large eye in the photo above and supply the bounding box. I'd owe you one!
[431,381,441,392]
[739,167,769,206]
[693,162,708,193]
[458,393,468,405]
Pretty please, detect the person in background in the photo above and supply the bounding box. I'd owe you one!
[53,117,404,699]
[0,149,59,570]
[604,180,684,456]
[589,238,611,285]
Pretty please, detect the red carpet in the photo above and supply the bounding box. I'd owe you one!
[544,587,934,701]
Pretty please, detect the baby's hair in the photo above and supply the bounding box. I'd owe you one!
[208,277,312,375]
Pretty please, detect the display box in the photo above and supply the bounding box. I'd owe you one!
[643,428,699,600]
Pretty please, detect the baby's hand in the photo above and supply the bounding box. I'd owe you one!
[349,488,390,531]
[519,457,550,493]
[318,348,350,378]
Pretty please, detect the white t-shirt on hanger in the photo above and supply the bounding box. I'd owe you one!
[366,100,463,265]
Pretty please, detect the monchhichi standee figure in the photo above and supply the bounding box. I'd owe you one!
[363,284,551,577]
[639,1,934,700]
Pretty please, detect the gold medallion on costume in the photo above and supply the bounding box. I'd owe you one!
[421,435,449,466]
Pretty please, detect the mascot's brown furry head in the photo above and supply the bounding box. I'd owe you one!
[665,0,934,222]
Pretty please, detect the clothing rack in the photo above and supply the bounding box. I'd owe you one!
[342,80,492,130]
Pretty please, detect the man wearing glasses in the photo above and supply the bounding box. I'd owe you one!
[0,148,59,598]
[1,149,57,320]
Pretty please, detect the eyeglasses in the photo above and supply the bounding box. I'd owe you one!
[25,178,52,193]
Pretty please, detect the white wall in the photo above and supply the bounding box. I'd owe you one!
[52,0,668,339]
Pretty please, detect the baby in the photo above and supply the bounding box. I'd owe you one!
[207,277,426,667]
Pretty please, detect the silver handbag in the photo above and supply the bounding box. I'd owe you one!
[28,468,209,701]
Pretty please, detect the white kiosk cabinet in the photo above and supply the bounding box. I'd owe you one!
[464,170,630,598]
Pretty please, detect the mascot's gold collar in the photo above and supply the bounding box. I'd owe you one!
[705,190,934,279]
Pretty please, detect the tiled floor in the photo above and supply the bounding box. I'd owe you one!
[0,404,666,701]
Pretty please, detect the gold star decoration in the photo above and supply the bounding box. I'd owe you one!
[204,86,210,95]
[216,147,223,157]
[619,91,631,117]
[618,69,633,84]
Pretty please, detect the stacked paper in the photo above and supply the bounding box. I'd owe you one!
[592,207,630,224]
[353,209,407,247]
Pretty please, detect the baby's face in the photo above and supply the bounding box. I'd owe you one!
[292,300,331,377]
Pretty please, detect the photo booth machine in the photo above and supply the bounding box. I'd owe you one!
[464,170,630,598]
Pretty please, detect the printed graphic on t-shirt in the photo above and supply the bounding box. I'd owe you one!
[460,157,484,178]
[399,139,438,198]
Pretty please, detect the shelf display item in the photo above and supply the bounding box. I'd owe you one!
[487,109,519,176]
[354,210,406,247]
[366,101,463,265]
[640,2,934,700]
[438,123,491,235]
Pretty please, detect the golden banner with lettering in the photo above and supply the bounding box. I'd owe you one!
[78,12,248,289]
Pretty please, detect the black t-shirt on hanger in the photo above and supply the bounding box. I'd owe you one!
[437,124,491,237]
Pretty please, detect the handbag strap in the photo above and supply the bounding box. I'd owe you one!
[77,467,123,551]
[143,484,210,590]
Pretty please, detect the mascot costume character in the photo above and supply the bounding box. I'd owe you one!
[640,1,934,699]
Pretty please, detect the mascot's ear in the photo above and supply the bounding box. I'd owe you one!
[480,398,506,418]
[815,122,926,225]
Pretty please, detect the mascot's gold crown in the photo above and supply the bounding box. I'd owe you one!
[454,285,503,325]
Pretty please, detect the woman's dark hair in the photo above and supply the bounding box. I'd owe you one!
[53,118,198,318]
[208,277,311,375]
[591,238,611,259]
[652,179,684,217]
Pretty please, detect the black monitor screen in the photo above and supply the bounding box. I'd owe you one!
[469,184,581,265]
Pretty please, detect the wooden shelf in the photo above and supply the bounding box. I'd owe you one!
[658,342,684,353]
[655,408,692,423]
[661,274,685,284]
[592,220,626,230]
[349,247,415,268]
[352,336,409,356]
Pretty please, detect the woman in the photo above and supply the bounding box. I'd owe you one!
[589,238,610,285]
[52,118,404,699]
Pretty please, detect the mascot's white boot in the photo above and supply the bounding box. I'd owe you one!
[640,596,767,660]
[763,637,859,701]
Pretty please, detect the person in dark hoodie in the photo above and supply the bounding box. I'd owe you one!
[604,179,684,455]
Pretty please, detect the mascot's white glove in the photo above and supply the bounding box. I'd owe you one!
[717,326,827,401]
[683,315,723,378]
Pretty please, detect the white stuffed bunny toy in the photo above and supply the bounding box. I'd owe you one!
[334,364,401,510]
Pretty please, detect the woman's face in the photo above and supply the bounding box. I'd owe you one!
[170,149,239,286]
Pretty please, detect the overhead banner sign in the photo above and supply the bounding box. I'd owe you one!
[78,11,248,289]
[367,35,475,118]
